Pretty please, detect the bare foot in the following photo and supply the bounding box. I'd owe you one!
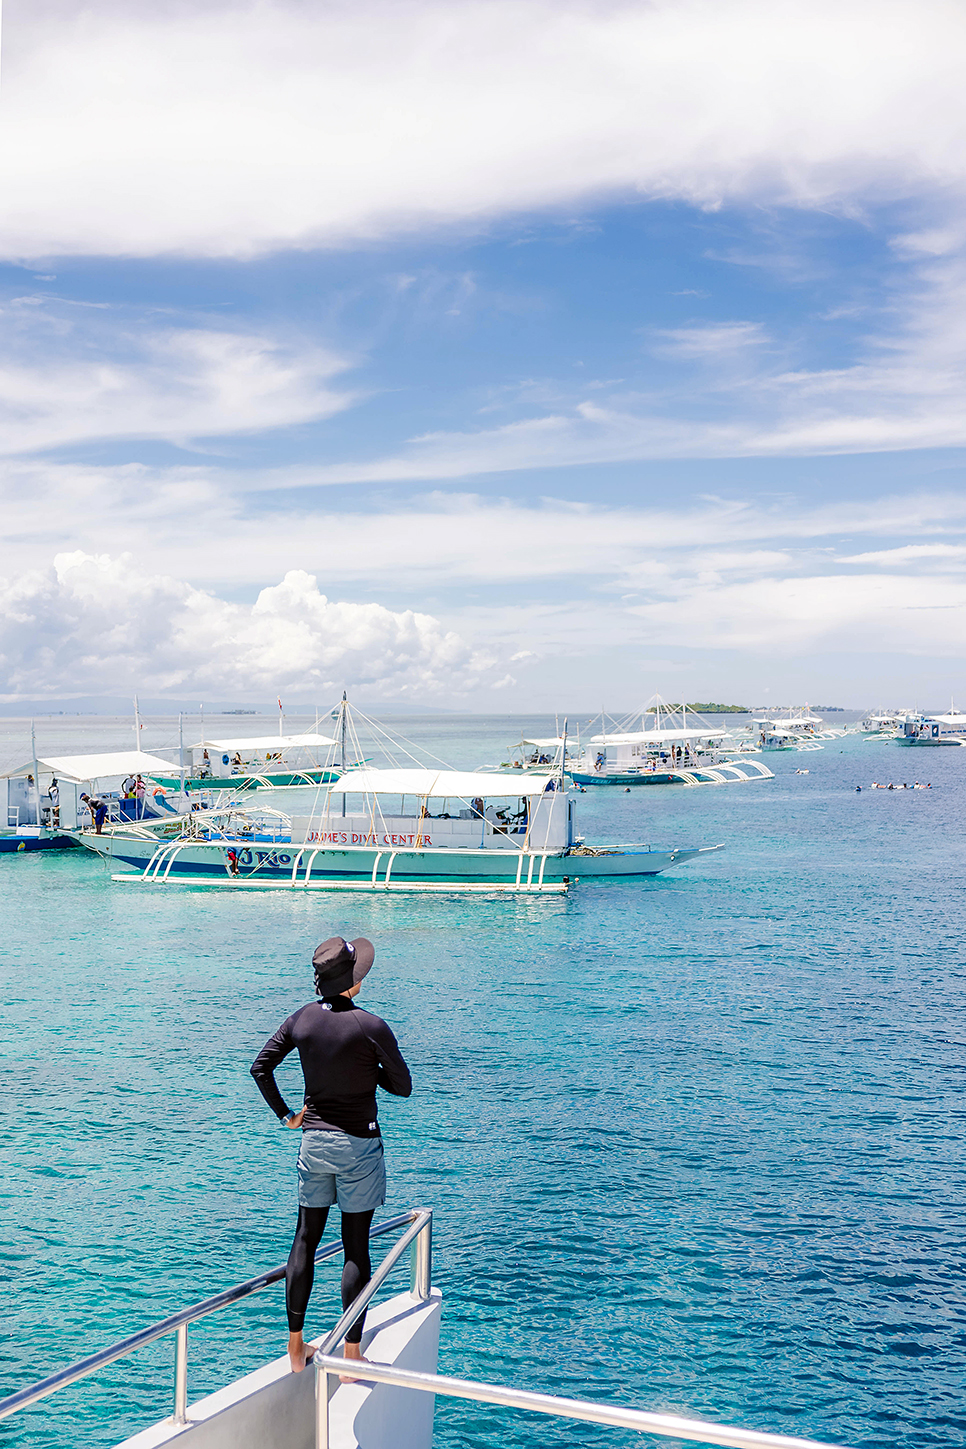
[287,1331,315,1373]
[339,1341,369,1384]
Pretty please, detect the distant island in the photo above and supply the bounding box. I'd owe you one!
[686,702,751,713]
[644,701,751,714]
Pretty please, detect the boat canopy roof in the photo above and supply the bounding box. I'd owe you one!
[925,712,966,725]
[754,713,821,726]
[328,767,557,797]
[191,733,337,750]
[3,749,176,783]
[589,727,727,744]
[521,737,565,748]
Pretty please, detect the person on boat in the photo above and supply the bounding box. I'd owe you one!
[122,774,136,798]
[200,750,212,778]
[47,778,60,825]
[471,796,485,817]
[250,937,412,1377]
[79,792,108,834]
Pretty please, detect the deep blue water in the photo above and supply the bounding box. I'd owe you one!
[1,715,964,1449]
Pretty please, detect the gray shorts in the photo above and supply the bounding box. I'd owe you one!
[297,1130,386,1212]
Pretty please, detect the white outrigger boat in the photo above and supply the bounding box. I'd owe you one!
[749,707,845,752]
[149,731,342,792]
[896,707,966,746]
[569,702,773,787]
[1,746,182,852]
[859,709,915,735]
[68,765,722,893]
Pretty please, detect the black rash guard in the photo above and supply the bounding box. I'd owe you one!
[250,995,412,1137]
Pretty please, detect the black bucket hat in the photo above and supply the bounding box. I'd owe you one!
[312,936,375,996]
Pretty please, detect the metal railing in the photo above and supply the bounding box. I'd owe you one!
[313,1355,853,1449]
[2,1204,857,1449]
[0,1208,430,1429]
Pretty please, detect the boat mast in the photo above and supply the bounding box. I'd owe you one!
[30,718,40,827]
[133,695,142,748]
[278,695,283,738]
[340,691,347,818]
[178,712,186,806]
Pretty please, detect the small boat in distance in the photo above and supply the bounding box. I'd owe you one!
[859,708,915,734]
[569,701,773,786]
[495,734,579,773]
[749,706,845,751]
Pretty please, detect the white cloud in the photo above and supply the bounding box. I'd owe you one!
[840,543,966,566]
[650,322,769,359]
[0,553,490,699]
[3,0,966,259]
[628,573,966,653]
[6,463,966,594]
[0,307,353,452]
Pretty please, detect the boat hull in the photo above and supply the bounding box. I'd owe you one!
[70,832,721,889]
[0,830,79,852]
[571,770,682,786]
[894,737,966,747]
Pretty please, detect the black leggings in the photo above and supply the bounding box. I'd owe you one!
[285,1207,374,1343]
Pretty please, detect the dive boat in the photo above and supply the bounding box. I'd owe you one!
[1,747,182,852]
[569,703,773,787]
[749,707,844,752]
[896,708,966,745]
[495,734,579,774]
[149,731,342,791]
[67,766,722,892]
[859,709,914,735]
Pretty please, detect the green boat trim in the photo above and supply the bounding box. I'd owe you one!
[149,768,342,792]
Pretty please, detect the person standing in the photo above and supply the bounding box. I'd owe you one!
[250,936,412,1375]
[79,792,108,834]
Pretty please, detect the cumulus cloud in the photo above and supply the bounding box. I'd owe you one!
[2,0,966,259]
[0,554,492,699]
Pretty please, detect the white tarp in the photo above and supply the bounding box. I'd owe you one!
[521,737,565,748]
[328,768,557,797]
[190,733,337,750]
[588,727,727,744]
[3,750,177,782]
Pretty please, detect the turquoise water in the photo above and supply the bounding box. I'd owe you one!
[1,715,964,1449]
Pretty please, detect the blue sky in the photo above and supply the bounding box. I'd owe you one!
[2,0,966,709]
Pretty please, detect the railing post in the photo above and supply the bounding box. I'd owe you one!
[173,1324,187,1424]
[315,1363,330,1449]
[410,1212,432,1300]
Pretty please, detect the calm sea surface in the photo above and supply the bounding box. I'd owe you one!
[0,713,964,1449]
